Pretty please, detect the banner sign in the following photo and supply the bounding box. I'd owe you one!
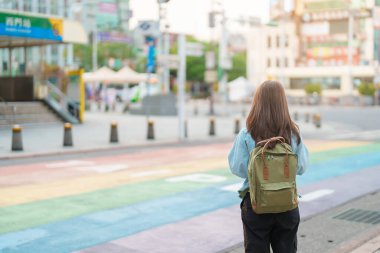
[97,31,131,43]
[0,11,63,41]
[146,36,157,73]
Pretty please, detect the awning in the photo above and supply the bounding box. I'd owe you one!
[0,10,88,48]
[83,67,116,82]
[83,66,158,84]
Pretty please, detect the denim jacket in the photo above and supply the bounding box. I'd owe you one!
[228,128,309,198]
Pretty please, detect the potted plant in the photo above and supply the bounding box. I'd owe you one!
[358,82,375,106]
[304,83,322,105]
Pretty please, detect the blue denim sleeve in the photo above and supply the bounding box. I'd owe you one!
[228,129,250,179]
[291,132,309,175]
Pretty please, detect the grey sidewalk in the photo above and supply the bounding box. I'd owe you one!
[0,109,350,159]
[0,100,364,159]
[222,190,380,253]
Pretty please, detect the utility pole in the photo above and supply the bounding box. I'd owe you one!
[90,2,98,71]
[157,0,170,94]
[163,25,170,93]
[178,34,186,140]
[218,10,229,113]
[347,7,354,96]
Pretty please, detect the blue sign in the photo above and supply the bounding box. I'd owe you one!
[146,36,156,73]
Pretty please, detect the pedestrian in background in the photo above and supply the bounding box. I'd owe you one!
[228,80,309,253]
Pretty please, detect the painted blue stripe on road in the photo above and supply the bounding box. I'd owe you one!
[298,151,380,185]
[2,151,380,252]
[0,182,240,253]
[0,229,47,250]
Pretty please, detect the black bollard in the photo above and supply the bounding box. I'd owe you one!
[314,114,321,128]
[305,113,310,123]
[209,118,216,136]
[11,125,23,151]
[234,118,240,135]
[63,123,73,147]
[147,120,155,140]
[184,120,188,138]
[110,122,119,143]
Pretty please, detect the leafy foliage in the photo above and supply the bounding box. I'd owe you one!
[228,52,246,81]
[304,83,322,95]
[358,82,376,96]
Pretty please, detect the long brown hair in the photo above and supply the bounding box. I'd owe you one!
[246,80,300,147]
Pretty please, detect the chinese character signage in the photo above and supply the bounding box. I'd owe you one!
[0,11,63,41]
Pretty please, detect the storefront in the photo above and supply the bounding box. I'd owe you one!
[0,10,87,100]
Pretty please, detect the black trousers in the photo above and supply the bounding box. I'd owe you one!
[240,193,300,253]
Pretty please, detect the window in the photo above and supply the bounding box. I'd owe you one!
[284,35,289,47]
[267,58,271,67]
[276,58,280,67]
[23,0,32,11]
[38,0,46,13]
[284,58,288,67]
[267,36,271,48]
[276,36,280,48]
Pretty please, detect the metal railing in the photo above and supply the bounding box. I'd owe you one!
[44,81,80,121]
[0,96,16,126]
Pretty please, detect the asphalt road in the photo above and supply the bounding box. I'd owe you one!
[1,137,380,252]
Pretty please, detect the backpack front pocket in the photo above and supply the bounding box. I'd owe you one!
[259,182,295,208]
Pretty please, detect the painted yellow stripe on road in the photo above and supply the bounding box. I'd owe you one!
[0,157,228,207]
[0,140,369,207]
[306,140,369,153]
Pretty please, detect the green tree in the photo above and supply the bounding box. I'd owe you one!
[227,51,246,81]
[186,56,205,82]
[74,42,137,71]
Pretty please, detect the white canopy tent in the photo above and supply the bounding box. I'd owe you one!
[83,67,117,83]
[83,66,158,84]
[228,77,255,102]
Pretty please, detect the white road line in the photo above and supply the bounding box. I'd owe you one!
[299,189,334,202]
[221,183,243,192]
[333,130,380,140]
[76,164,128,173]
[45,160,95,168]
[166,173,227,183]
[130,170,171,178]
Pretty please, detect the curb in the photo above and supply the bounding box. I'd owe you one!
[0,137,233,161]
[330,226,380,253]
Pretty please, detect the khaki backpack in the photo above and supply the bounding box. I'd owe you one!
[248,136,298,214]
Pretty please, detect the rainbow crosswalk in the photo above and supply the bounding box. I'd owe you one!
[1,140,380,252]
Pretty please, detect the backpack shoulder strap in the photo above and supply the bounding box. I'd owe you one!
[257,136,289,180]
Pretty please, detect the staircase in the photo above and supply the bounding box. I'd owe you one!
[0,101,63,126]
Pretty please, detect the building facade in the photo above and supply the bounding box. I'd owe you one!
[0,0,130,76]
[247,0,377,96]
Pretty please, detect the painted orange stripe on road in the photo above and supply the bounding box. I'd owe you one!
[305,140,369,153]
[0,157,228,207]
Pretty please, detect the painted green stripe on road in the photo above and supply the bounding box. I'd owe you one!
[311,143,380,164]
[0,169,235,235]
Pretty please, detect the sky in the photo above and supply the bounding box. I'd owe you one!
[129,0,272,40]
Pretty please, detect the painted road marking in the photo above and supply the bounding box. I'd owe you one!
[221,183,243,192]
[45,160,95,168]
[0,228,47,249]
[130,170,171,178]
[166,173,227,183]
[0,170,236,234]
[333,130,380,140]
[0,185,239,253]
[299,189,334,202]
[76,164,128,173]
